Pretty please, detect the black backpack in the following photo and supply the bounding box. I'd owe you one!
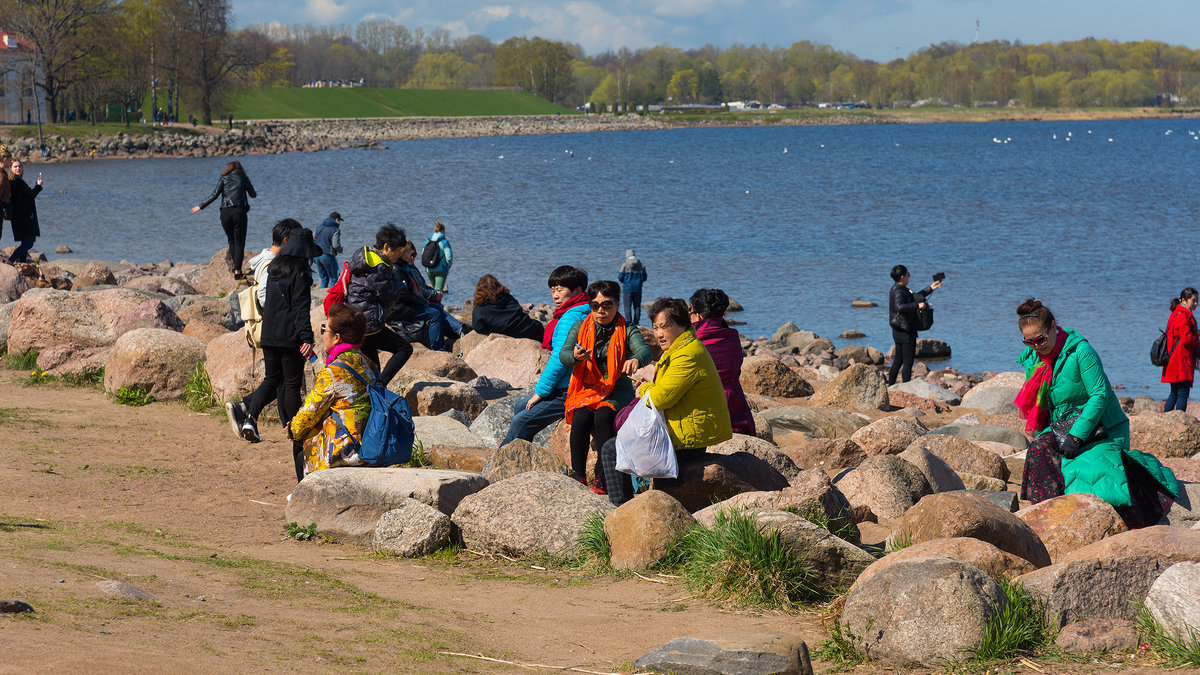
[1150,328,1179,367]
[915,302,934,331]
[421,239,442,268]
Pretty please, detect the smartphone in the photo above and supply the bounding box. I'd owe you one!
[933,272,946,282]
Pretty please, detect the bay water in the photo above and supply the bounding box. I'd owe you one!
[33,118,1200,394]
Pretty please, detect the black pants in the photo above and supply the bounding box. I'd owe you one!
[361,327,413,386]
[570,406,616,483]
[244,346,305,426]
[887,331,917,384]
[220,206,248,273]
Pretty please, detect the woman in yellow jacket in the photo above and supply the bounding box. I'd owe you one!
[600,297,732,505]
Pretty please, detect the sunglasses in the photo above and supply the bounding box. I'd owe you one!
[1021,332,1050,347]
[320,324,327,335]
[590,300,615,311]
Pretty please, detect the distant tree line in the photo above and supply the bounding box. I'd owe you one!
[3,2,1199,125]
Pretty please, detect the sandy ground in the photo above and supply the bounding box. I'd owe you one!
[1,366,1191,674]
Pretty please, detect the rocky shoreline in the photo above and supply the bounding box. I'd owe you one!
[2,249,1199,672]
[3,113,894,164]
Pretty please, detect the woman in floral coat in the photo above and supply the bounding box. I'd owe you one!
[289,302,373,478]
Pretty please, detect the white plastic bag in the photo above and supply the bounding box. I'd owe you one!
[615,393,678,479]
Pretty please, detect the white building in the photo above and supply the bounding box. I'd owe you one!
[0,31,48,125]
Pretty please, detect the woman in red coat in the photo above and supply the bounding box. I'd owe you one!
[1162,287,1199,412]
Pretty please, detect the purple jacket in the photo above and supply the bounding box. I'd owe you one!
[693,317,755,436]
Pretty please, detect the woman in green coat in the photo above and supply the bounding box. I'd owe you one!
[1014,298,1178,527]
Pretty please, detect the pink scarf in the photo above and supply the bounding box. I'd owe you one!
[1014,335,1065,435]
[324,342,361,366]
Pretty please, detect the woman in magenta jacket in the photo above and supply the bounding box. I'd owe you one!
[1162,287,1199,412]
[688,288,755,436]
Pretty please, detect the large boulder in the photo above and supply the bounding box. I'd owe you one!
[835,344,884,366]
[191,248,244,296]
[1016,555,1175,628]
[739,355,814,398]
[904,434,1010,481]
[481,439,573,482]
[928,423,1029,449]
[1129,411,1200,458]
[71,261,117,288]
[174,297,238,331]
[412,416,487,449]
[402,346,477,382]
[1145,561,1200,641]
[102,328,207,400]
[7,288,152,353]
[286,467,488,546]
[1058,526,1200,565]
[203,327,263,403]
[35,344,110,376]
[785,438,867,473]
[1015,494,1128,563]
[834,455,931,520]
[113,299,185,337]
[850,538,1036,592]
[888,378,961,405]
[371,499,453,557]
[605,490,696,570]
[849,416,927,456]
[708,434,801,481]
[960,384,1020,415]
[466,391,558,449]
[897,492,1051,567]
[807,363,889,412]
[635,634,813,675]
[122,274,197,297]
[1054,618,1140,653]
[0,264,30,301]
[897,445,966,493]
[759,407,868,443]
[652,452,791,513]
[403,379,486,420]
[694,468,858,544]
[428,445,491,472]
[450,471,614,557]
[462,334,547,389]
[842,556,1006,668]
[752,510,875,594]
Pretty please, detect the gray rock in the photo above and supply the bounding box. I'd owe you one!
[96,580,155,603]
[413,416,488,448]
[898,491,1051,567]
[635,633,813,675]
[482,439,573,482]
[834,455,932,520]
[960,385,1020,415]
[839,329,865,339]
[888,378,961,405]
[1145,561,1200,641]
[758,406,868,442]
[1017,555,1173,628]
[1054,618,1139,653]
[849,416,927,456]
[438,408,471,427]
[928,424,1029,449]
[1130,411,1200,458]
[372,499,452,557]
[0,600,34,614]
[897,445,966,493]
[469,389,555,449]
[286,467,488,546]
[808,363,889,412]
[842,556,1005,667]
[606,490,696,570]
[753,510,875,594]
[954,489,1020,512]
[709,434,801,481]
[653,452,791,513]
[906,434,1010,481]
[1162,482,1200,528]
[451,471,613,557]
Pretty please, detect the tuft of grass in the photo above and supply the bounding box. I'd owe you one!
[974,577,1055,661]
[658,508,820,609]
[61,366,104,388]
[23,369,54,385]
[783,502,858,542]
[112,387,156,406]
[885,528,913,554]
[1135,603,1200,667]
[577,512,610,564]
[182,364,217,412]
[405,439,431,468]
[282,522,321,542]
[814,620,870,671]
[4,349,40,370]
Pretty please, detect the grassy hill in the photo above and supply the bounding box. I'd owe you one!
[225,87,575,119]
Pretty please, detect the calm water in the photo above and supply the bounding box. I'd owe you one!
[31,119,1200,394]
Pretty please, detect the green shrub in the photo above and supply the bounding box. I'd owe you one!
[182,364,217,411]
[660,508,819,609]
[577,512,610,564]
[782,502,858,541]
[113,387,156,406]
[1136,604,1200,667]
[885,528,913,554]
[61,366,104,388]
[4,349,39,370]
[814,619,869,670]
[283,522,321,541]
[405,439,431,467]
[974,577,1055,661]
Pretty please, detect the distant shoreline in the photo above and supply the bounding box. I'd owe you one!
[4,107,1198,164]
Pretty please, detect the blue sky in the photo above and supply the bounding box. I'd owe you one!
[231,0,1199,62]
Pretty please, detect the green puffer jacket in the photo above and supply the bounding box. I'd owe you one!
[1018,328,1178,507]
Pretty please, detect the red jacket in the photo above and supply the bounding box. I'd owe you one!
[1161,304,1198,383]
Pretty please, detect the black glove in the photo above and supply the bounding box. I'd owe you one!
[1058,434,1083,459]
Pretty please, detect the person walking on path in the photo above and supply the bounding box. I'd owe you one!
[1162,287,1199,412]
[191,160,257,279]
[886,264,943,384]
[7,159,43,264]
[314,212,344,288]
[423,221,452,292]
[617,249,648,325]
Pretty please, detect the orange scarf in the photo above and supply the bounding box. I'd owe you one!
[564,314,627,425]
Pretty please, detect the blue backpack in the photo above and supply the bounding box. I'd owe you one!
[331,362,415,466]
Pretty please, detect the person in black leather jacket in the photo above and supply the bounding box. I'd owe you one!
[887,264,943,384]
[191,160,257,278]
[346,223,412,385]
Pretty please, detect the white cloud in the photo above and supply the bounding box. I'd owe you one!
[306,0,351,23]
[472,5,513,22]
[512,2,657,52]
[649,0,743,19]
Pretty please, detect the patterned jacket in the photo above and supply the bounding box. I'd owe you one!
[290,348,374,476]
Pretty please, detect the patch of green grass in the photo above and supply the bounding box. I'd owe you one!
[974,577,1055,662]
[112,386,155,406]
[228,87,575,120]
[1135,604,1200,667]
[405,439,431,468]
[60,366,104,388]
[0,407,54,427]
[782,502,859,542]
[24,368,55,385]
[282,522,321,542]
[814,619,870,671]
[658,508,820,609]
[885,528,913,554]
[577,512,610,564]
[182,364,217,412]
[4,349,40,370]
[1,122,203,141]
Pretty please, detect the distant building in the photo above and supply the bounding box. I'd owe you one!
[0,31,47,125]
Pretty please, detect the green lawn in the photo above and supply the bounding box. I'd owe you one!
[226,87,576,119]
